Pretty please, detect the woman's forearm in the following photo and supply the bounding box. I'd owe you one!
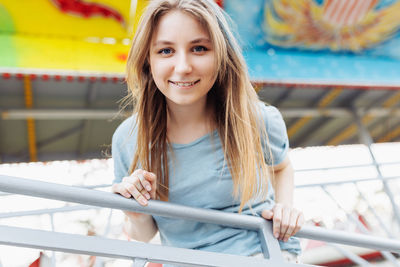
[272,157,294,205]
[125,214,158,242]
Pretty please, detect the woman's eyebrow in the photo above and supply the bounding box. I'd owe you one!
[191,38,211,44]
[153,40,174,46]
[153,37,211,46]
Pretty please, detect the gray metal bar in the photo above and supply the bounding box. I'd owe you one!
[0,175,281,261]
[294,161,400,173]
[258,223,284,261]
[50,214,57,267]
[93,209,114,267]
[1,175,400,254]
[0,225,305,267]
[295,175,400,188]
[321,187,372,232]
[321,186,400,266]
[0,175,262,230]
[329,243,373,266]
[4,107,400,120]
[78,82,96,155]
[355,185,394,238]
[0,184,111,197]
[353,110,400,227]
[295,226,400,253]
[280,107,400,118]
[1,109,125,120]
[0,205,100,219]
[133,259,147,267]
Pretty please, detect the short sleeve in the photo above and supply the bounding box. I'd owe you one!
[111,116,136,184]
[260,104,289,165]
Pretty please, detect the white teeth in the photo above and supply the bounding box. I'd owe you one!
[172,81,196,86]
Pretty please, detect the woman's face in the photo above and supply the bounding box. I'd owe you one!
[149,10,217,109]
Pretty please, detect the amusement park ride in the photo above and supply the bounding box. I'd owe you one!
[1,0,400,266]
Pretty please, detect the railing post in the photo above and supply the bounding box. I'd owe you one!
[50,213,57,267]
[258,222,284,262]
[132,258,147,267]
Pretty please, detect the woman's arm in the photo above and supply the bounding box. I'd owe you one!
[112,169,159,242]
[262,156,304,242]
[271,156,294,205]
[123,213,158,242]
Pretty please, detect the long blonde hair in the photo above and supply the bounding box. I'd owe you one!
[125,0,271,212]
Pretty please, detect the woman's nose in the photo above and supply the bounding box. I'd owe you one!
[175,53,192,74]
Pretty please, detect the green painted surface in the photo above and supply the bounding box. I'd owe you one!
[0,35,17,67]
[0,4,16,67]
[0,3,15,33]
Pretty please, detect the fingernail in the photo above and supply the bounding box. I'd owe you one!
[146,185,151,191]
[274,232,279,238]
[139,197,147,205]
[145,193,150,199]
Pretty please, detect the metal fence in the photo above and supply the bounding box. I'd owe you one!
[1,175,400,266]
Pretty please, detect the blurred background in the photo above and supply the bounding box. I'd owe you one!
[1,0,400,266]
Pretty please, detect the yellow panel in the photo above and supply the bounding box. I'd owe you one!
[0,0,150,71]
[14,35,129,72]
[0,0,135,39]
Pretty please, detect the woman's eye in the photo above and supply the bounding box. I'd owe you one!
[193,46,208,53]
[158,48,173,55]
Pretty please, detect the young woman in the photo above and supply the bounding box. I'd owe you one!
[111,0,303,263]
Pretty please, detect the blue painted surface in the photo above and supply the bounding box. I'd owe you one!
[244,49,400,85]
[224,0,400,85]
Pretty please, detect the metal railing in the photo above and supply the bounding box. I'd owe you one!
[294,160,400,266]
[1,175,400,266]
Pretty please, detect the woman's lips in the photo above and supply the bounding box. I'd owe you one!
[169,80,200,87]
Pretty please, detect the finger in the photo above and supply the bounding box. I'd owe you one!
[293,212,305,236]
[112,183,132,198]
[143,170,157,183]
[132,170,155,191]
[138,172,152,192]
[121,175,144,195]
[261,209,273,220]
[279,206,290,240]
[132,173,144,192]
[132,169,157,198]
[272,205,282,239]
[123,182,148,206]
[143,171,157,198]
[140,188,151,200]
[283,209,299,242]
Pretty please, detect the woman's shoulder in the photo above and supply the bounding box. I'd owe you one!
[256,102,285,128]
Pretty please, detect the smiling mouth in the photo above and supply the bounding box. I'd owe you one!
[169,80,200,87]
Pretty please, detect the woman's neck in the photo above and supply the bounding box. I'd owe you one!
[166,99,215,144]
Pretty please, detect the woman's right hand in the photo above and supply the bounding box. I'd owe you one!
[112,169,157,219]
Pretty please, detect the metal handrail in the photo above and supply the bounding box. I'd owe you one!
[0,204,100,219]
[296,175,400,188]
[1,175,400,266]
[294,160,400,173]
[0,225,298,267]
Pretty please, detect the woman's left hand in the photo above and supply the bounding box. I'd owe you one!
[261,203,304,242]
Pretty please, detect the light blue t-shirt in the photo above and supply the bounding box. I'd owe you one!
[112,104,301,260]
